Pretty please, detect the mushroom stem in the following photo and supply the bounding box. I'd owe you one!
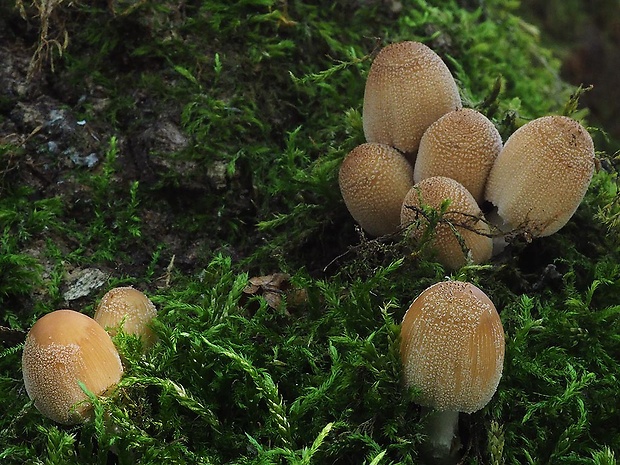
[421,407,460,465]
[484,208,509,256]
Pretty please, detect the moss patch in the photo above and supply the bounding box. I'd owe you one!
[1,0,619,463]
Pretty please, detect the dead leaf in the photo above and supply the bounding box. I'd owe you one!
[243,273,307,310]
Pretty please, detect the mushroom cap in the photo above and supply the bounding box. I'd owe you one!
[22,309,123,424]
[363,41,462,158]
[400,176,492,269]
[339,142,414,237]
[414,108,502,204]
[484,115,595,237]
[94,286,157,348]
[400,281,505,413]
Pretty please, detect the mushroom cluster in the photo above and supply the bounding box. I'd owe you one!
[21,286,157,424]
[336,38,598,465]
[338,40,596,269]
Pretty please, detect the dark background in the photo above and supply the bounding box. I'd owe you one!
[520,0,620,154]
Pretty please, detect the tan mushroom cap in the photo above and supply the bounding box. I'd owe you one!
[414,108,502,204]
[400,281,505,413]
[339,142,414,237]
[363,41,462,159]
[22,309,123,424]
[94,286,157,348]
[401,176,492,269]
[485,115,595,237]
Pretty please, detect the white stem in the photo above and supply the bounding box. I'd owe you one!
[420,407,460,465]
[485,207,509,256]
[492,234,508,256]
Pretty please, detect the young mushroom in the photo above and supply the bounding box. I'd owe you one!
[94,286,158,349]
[22,310,124,424]
[401,176,492,269]
[484,115,595,237]
[414,108,502,205]
[363,41,462,161]
[400,281,505,464]
[339,142,414,237]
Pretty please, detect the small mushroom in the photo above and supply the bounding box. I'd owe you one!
[22,309,124,424]
[401,176,492,269]
[400,281,505,464]
[339,142,414,237]
[94,286,157,349]
[484,115,595,237]
[363,41,462,160]
[414,108,502,204]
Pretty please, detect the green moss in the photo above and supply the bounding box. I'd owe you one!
[1,0,619,463]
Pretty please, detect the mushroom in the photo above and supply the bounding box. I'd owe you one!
[400,176,492,269]
[22,309,124,424]
[414,108,502,204]
[363,41,462,160]
[339,142,414,237]
[400,281,505,464]
[484,115,595,237]
[94,286,158,349]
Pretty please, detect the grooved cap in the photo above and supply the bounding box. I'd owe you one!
[339,142,414,237]
[363,41,462,158]
[414,108,502,204]
[401,176,492,269]
[400,281,505,413]
[22,310,123,424]
[484,115,595,237]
